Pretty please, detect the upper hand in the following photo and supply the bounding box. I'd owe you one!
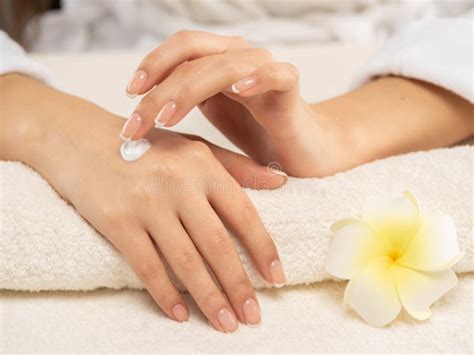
[122,30,301,139]
[122,31,330,177]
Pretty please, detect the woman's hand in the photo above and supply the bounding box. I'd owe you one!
[124,31,474,177]
[1,74,287,333]
[122,30,341,177]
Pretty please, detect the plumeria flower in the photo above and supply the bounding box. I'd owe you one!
[325,191,463,327]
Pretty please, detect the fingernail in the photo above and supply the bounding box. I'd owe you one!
[269,167,288,183]
[119,113,142,141]
[171,304,189,322]
[155,101,177,127]
[217,307,238,333]
[126,69,147,97]
[269,259,286,288]
[272,169,288,178]
[243,298,261,328]
[231,76,256,94]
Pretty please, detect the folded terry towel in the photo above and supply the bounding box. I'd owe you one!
[1,145,472,291]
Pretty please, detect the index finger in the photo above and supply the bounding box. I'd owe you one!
[126,30,251,97]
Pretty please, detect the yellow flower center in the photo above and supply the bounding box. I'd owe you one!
[387,247,404,262]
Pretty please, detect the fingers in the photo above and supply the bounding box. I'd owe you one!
[179,197,262,327]
[229,62,300,97]
[121,48,272,140]
[207,166,286,288]
[113,229,189,323]
[147,212,240,333]
[182,133,287,189]
[126,30,251,97]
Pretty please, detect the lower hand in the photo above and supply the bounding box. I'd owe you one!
[1,74,287,333]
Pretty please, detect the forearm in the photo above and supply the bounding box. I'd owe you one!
[0,73,125,204]
[0,73,121,169]
[312,76,474,165]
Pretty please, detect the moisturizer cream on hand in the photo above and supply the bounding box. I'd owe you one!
[120,138,151,162]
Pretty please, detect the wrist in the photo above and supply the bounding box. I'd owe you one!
[310,99,368,171]
[312,76,474,170]
[1,74,41,162]
[0,73,122,171]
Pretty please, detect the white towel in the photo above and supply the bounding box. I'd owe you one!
[1,145,472,292]
[2,275,472,353]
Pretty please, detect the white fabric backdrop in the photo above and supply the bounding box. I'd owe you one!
[26,0,473,52]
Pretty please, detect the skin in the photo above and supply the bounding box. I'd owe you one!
[0,73,288,333]
[126,30,474,177]
[1,30,473,333]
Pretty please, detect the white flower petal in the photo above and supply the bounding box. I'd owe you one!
[361,191,420,253]
[326,219,390,279]
[397,212,463,272]
[344,257,401,327]
[392,264,457,320]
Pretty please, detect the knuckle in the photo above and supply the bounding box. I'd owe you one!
[190,140,212,156]
[176,79,196,101]
[175,61,193,75]
[173,30,195,45]
[176,248,198,271]
[171,30,199,51]
[285,63,300,83]
[254,47,273,60]
[239,196,258,223]
[136,261,163,283]
[201,289,224,311]
[231,35,250,48]
[216,58,243,78]
[182,140,213,162]
[212,228,234,255]
[234,275,252,291]
[158,157,186,180]
[101,204,132,228]
[265,65,280,82]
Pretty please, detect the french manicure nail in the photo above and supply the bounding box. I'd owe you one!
[243,298,261,327]
[126,69,147,97]
[217,307,238,333]
[155,101,177,127]
[231,76,257,94]
[171,304,189,322]
[119,113,142,141]
[272,169,288,178]
[270,259,286,288]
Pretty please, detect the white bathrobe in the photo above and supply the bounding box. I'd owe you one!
[1,18,472,102]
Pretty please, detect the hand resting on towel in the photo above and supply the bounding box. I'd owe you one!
[0,73,288,333]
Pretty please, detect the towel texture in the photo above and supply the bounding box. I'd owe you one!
[1,145,472,292]
[2,274,472,353]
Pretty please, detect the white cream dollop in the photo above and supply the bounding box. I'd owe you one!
[120,139,151,162]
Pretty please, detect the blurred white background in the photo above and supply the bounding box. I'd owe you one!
[1,0,472,53]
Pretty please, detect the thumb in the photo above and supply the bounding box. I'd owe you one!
[212,145,288,190]
[184,134,287,190]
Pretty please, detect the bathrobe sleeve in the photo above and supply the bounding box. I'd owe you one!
[352,19,473,103]
[0,31,54,85]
